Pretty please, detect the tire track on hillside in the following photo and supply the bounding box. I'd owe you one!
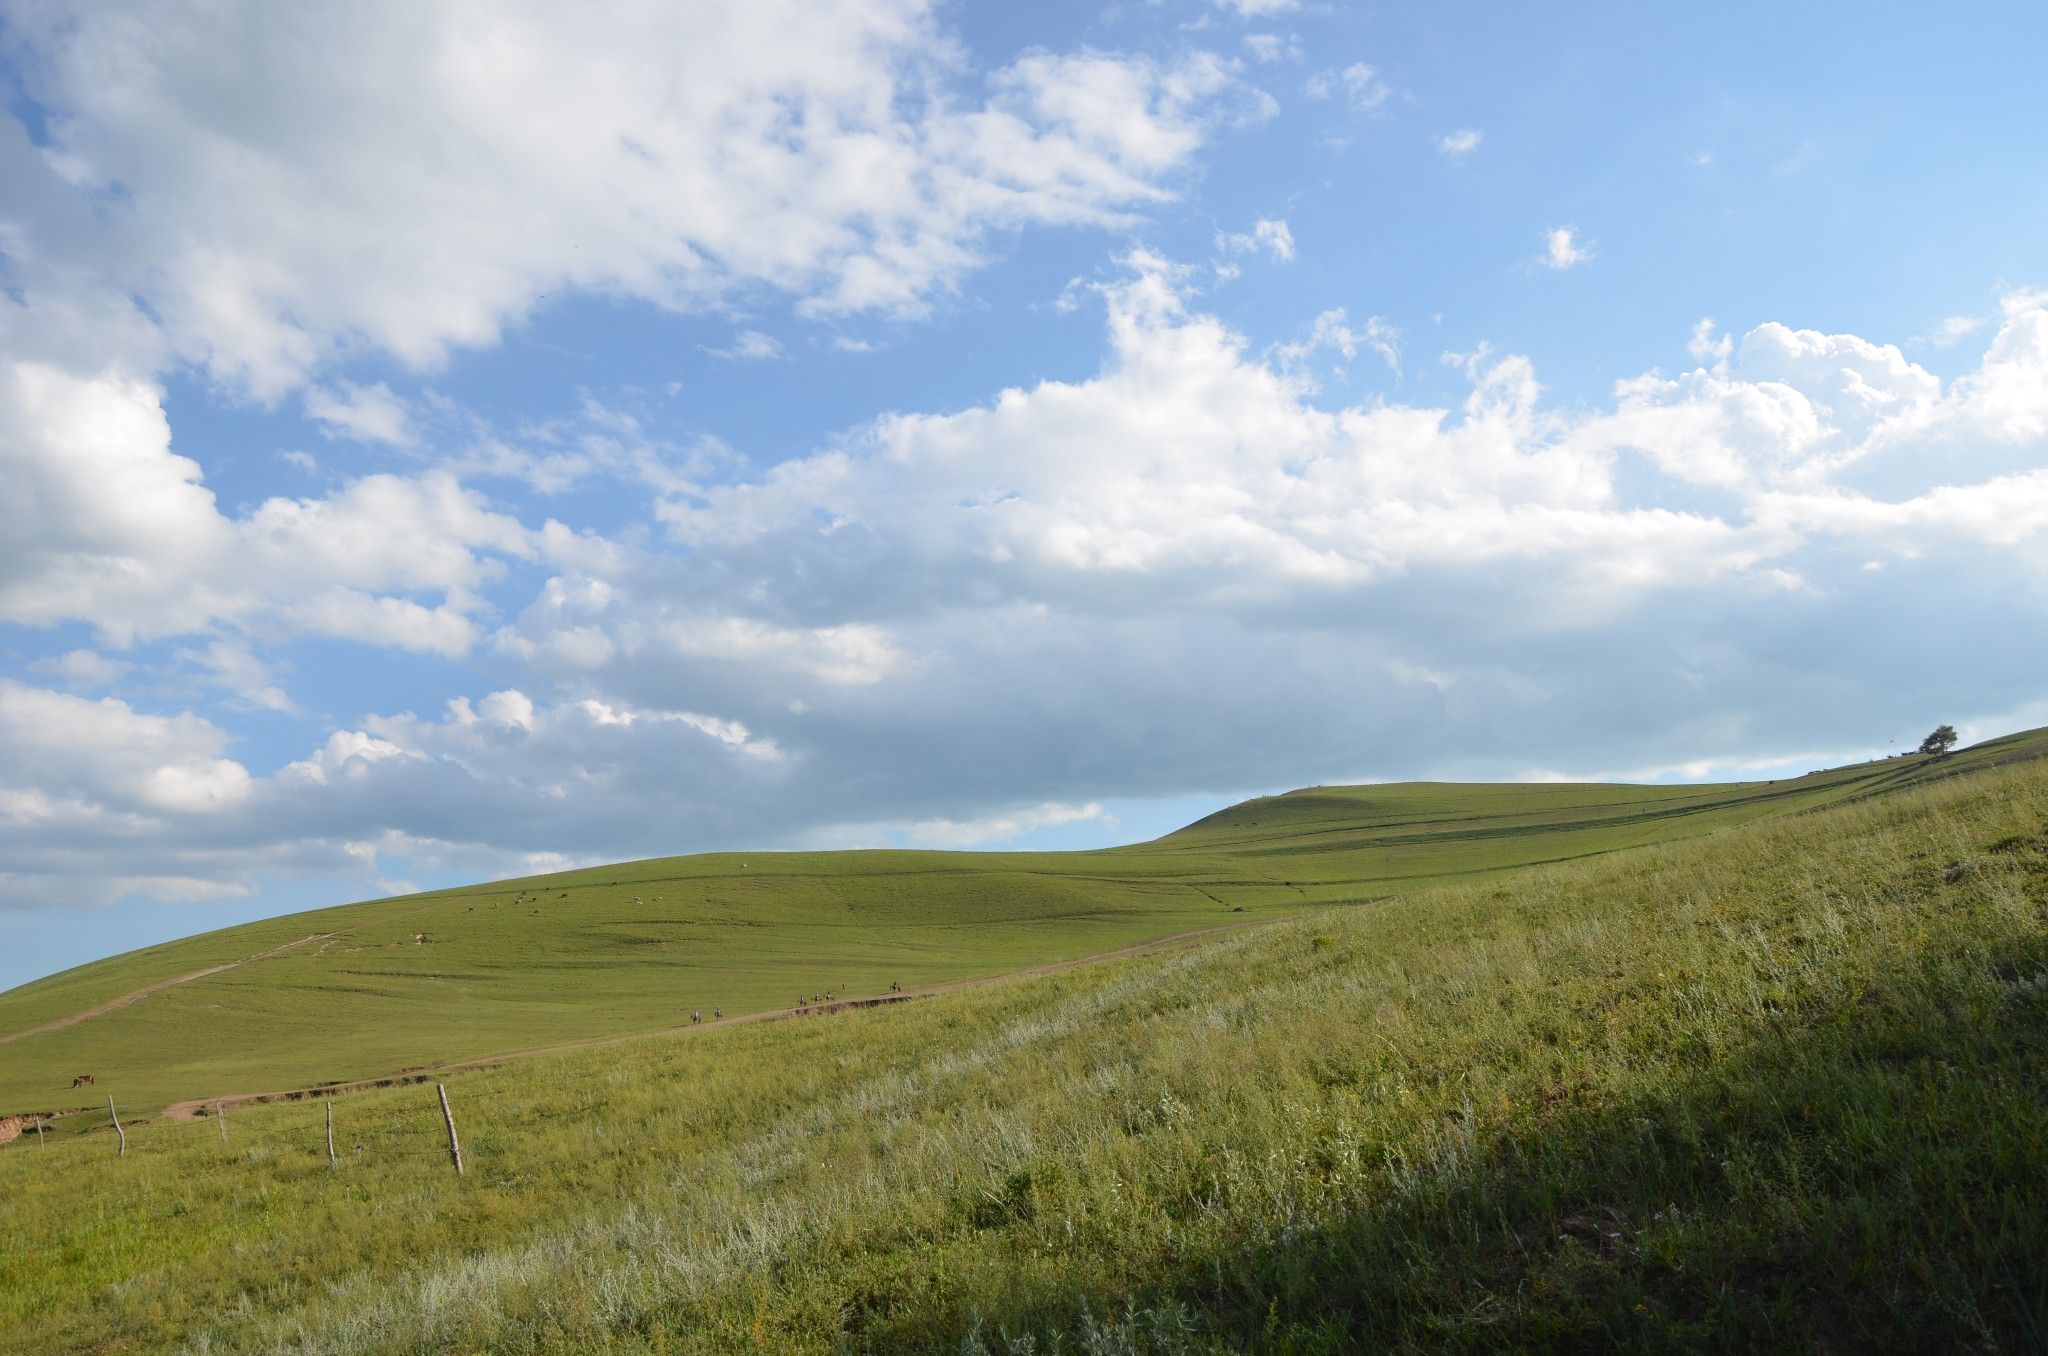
[0,934,333,1047]
[159,918,1275,1121]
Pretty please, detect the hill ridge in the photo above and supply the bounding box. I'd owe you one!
[4,727,2041,1116]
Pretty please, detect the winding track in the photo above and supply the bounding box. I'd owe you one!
[0,934,332,1048]
[157,919,1269,1121]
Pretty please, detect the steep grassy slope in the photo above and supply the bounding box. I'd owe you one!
[3,730,2041,1116]
[2,751,2041,1351]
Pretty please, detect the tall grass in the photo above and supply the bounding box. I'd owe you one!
[3,762,2043,1352]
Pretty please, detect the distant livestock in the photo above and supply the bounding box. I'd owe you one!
[691,1010,701,1024]
[71,1074,94,1088]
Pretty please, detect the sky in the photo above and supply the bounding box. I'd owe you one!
[2,0,2045,991]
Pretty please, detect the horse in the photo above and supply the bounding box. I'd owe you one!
[71,1073,94,1088]
[691,1010,701,1024]
[890,980,902,994]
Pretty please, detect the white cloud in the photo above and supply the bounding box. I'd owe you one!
[1437,129,1482,156]
[1217,217,1296,261]
[304,381,415,446]
[8,267,2048,912]
[181,638,296,713]
[1687,317,1733,368]
[0,680,253,817]
[0,356,537,652]
[1543,226,1594,269]
[881,800,1108,849]
[1242,34,1300,64]
[1272,308,1400,376]
[1923,314,1988,348]
[5,2,1263,396]
[1213,0,1301,15]
[1306,63,1394,113]
[703,330,785,361]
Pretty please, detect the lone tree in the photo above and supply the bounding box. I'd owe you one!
[1918,724,1959,756]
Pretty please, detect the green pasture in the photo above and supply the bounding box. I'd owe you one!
[2,745,2041,1351]
[2,730,2040,1116]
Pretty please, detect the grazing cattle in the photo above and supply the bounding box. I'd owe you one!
[890,981,902,993]
[714,1008,723,1019]
[691,1010,701,1024]
[71,1074,94,1088]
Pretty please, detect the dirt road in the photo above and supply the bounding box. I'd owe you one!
[0,934,332,1048]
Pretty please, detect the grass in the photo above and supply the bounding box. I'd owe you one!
[4,729,2039,1117]
[1,749,2042,1351]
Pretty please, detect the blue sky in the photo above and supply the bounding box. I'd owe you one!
[3,0,2045,991]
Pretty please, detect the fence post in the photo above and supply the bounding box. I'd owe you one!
[437,1083,464,1176]
[34,1117,45,1146]
[326,1099,337,1168]
[107,1095,125,1157]
[218,1100,229,1146]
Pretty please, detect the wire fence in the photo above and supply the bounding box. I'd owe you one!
[4,1079,499,1175]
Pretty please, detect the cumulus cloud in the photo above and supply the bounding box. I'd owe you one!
[0,681,252,822]
[304,382,416,446]
[1272,308,1400,376]
[0,681,788,909]
[1437,129,1482,156]
[8,269,2048,911]
[0,358,539,651]
[1543,226,1594,269]
[1241,34,1300,65]
[3,0,1262,396]
[703,330,786,362]
[1218,217,1296,262]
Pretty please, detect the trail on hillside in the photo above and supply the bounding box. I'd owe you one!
[0,934,332,1048]
[159,920,1268,1121]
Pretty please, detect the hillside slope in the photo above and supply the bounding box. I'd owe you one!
[3,748,2042,1351]
[2,729,2040,1115]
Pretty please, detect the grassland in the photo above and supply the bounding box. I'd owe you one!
[4,731,2040,1119]
[2,745,2043,1351]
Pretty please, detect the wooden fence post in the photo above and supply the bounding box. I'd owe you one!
[325,1100,337,1168]
[218,1100,229,1146]
[107,1095,125,1157]
[34,1117,45,1146]
[437,1083,464,1176]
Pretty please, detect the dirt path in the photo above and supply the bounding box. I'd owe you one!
[160,919,1270,1121]
[0,934,332,1048]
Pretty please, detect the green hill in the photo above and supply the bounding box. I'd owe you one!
[3,730,2041,1117]
[2,740,2041,1351]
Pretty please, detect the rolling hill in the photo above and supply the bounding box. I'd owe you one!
[2,727,2041,1118]
[2,736,2041,1351]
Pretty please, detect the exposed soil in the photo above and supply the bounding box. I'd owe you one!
[0,1113,52,1145]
